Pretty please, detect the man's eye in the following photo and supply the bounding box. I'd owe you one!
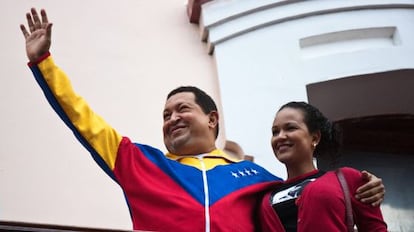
[163,114,171,121]
[179,106,190,112]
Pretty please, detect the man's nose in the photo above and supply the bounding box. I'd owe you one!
[170,111,181,122]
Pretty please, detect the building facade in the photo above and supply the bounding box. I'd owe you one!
[188,0,414,231]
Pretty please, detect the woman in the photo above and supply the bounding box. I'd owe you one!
[259,102,387,231]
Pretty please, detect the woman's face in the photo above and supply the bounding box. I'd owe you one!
[271,107,319,165]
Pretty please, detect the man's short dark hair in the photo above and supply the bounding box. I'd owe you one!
[167,86,219,138]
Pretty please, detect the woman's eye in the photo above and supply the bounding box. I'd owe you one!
[285,124,297,131]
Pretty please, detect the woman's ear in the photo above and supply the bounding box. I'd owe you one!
[312,130,321,146]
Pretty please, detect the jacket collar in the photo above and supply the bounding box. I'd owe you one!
[166,149,241,163]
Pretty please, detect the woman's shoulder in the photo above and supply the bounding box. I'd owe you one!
[336,167,362,179]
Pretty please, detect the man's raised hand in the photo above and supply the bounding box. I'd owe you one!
[20,8,52,62]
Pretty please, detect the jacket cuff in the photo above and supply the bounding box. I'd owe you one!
[28,52,51,67]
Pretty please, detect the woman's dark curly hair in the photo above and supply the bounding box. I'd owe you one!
[278,101,342,164]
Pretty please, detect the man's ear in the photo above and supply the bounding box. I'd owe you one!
[208,111,219,129]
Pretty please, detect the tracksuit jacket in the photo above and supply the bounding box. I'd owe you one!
[28,52,282,232]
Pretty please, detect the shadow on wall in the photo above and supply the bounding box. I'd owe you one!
[224,140,254,162]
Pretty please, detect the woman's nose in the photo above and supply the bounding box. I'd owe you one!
[277,130,287,139]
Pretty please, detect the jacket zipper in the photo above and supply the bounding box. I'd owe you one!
[198,155,210,232]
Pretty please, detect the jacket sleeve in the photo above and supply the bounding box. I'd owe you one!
[341,167,388,231]
[297,168,387,231]
[28,52,123,181]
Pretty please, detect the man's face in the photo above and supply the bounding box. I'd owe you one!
[163,92,215,155]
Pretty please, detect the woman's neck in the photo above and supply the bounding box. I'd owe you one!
[286,162,317,180]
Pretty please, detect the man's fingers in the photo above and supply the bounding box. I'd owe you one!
[40,9,49,25]
[20,24,30,38]
[26,12,35,33]
[360,170,371,180]
[371,199,382,207]
[24,8,50,38]
[360,194,377,203]
[356,170,385,206]
[358,186,380,198]
[356,185,385,206]
[357,173,381,194]
[31,8,42,30]
[356,181,375,194]
[358,184,384,197]
[358,191,385,205]
[46,23,53,39]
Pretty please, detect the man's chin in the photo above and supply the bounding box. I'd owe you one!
[168,136,189,152]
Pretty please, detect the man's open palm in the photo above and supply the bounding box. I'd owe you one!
[20,8,52,62]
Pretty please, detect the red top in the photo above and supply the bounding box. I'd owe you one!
[259,167,387,231]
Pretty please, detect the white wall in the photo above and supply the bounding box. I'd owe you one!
[1,0,220,230]
[199,1,414,230]
[201,0,414,179]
